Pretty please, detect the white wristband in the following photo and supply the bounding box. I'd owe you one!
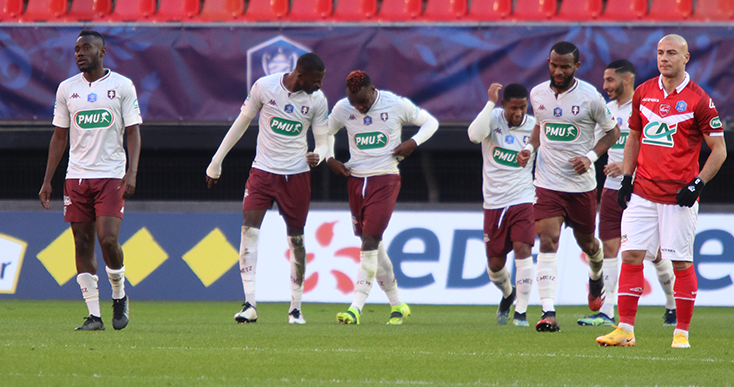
[523,144,535,153]
[585,150,599,163]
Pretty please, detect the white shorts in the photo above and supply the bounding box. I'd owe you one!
[620,194,698,262]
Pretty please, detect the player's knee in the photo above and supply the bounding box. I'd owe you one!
[513,242,532,259]
[487,257,506,273]
[362,234,380,251]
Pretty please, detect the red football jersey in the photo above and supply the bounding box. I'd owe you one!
[629,73,724,204]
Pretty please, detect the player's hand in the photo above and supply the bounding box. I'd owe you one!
[517,149,531,167]
[604,162,623,177]
[676,176,705,207]
[487,83,502,104]
[392,139,417,157]
[38,182,52,210]
[306,152,320,167]
[569,156,592,174]
[119,172,136,200]
[206,175,218,188]
[326,158,350,177]
[617,174,633,209]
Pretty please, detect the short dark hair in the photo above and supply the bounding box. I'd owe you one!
[503,83,528,101]
[346,70,372,93]
[606,59,636,76]
[296,53,325,73]
[550,41,579,63]
[79,30,105,46]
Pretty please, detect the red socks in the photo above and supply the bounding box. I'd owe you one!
[617,263,644,326]
[674,265,697,331]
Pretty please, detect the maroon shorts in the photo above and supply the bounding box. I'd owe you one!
[348,174,401,238]
[484,203,535,258]
[534,186,597,235]
[64,178,125,222]
[242,168,311,229]
[598,187,624,241]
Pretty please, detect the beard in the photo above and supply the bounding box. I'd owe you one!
[550,72,575,91]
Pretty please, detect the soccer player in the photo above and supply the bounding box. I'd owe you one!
[577,60,677,327]
[467,83,536,327]
[597,34,727,348]
[206,53,329,325]
[39,31,141,331]
[517,41,620,332]
[326,70,438,325]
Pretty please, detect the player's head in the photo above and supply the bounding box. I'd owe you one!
[345,70,377,115]
[293,53,325,94]
[603,59,636,101]
[500,83,529,127]
[548,41,580,91]
[657,34,689,79]
[75,30,106,73]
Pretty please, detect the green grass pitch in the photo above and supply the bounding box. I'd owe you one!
[1,300,732,386]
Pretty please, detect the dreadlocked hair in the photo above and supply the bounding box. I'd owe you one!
[346,70,371,93]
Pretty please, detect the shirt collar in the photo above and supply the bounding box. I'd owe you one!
[658,72,690,97]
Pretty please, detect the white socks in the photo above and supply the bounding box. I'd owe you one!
[239,226,259,307]
[600,257,619,318]
[488,265,513,298]
[350,249,378,312]
[288,235,306,312]
[536,252,557,312]
[77,273,100,317]
[514,257,534,314]
[376,242,402,307]
[619,322,634,333]
[654,258,676,309]
[105,266,126,299]
[587,238,604,281]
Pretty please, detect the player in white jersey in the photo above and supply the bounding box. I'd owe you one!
[327,70,438,325]
[206,53,329,325]
[39,31,142,331]
[578,60,677,327]
[517,42,620,332]
[468,83,536,327]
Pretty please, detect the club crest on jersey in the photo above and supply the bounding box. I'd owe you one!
[364,116,372,125]
[74,109,114,129]
[87,93,97,103]
[285,104,294,113]
[301,106,309,114]
[523,136,530,144]
[269,117,303,136]
[642,121,677,147]
[354,131,388,150]
[658,104,671,117]
[505,135,514,144]
[381,113,388,121]
[553,107,562,117]
[107,90,116,99]
[675,101,687,112]
[571,105,580,115]
[491,146,520,167]
[543,123,579,142]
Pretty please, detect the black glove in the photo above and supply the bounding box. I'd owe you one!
[676,177,705,207]
[617,174,633,209]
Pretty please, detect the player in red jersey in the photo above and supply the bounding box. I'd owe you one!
[596,34,727,348]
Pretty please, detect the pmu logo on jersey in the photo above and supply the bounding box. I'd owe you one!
[354,131,388,149]
[491,147,520,167]
[247,35,311,94]
[612,131,629,149]
[285,104,294,113]
[659,104,671,117]
[543,123,579,142]
[269,117,303,136]
[74,109,114,129]
[642,121,677,147]
[710,116,723,129]
[553,107,562,117]
[87,93,97,102]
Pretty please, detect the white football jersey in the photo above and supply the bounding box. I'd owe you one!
[241,73,329,175]
[328,90,421,177]
[53,70,142,179]
[530,79,616,193]
[597,99,631,190]
[479,109,536,209]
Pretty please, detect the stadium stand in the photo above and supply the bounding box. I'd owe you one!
[689,0,734,21]
[378,0,424,21]
[285,0,334,21]
[598,0,648,20]
[105,0,157,21]
[65,0,112,21]
[238,0,290,21]
[646,0,692,20]
[463,0,513,20]
[153,0,201,22]
[513,0,558,20]
[421,0,468,21]
[330,0,378,21]
[18,0,67,21]
[1,0,24,20]
[192,0,245,21]
[556,0,603,20]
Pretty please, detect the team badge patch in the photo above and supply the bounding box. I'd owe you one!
[658,104,670,117]
[505,135,514,144]
[107,90,116,99]
[710,116,722,129]
[675,101,687,112]
[617,117,623,127]
[571,105,580,115]
[285,104,294,113]
[381,113,388,121]
[364,116,372,125]
[553,107,562,117]
[87,93,97,103]
[301,106,309,114]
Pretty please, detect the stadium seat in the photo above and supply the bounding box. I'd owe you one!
[556,0,603,20]
[1,0,24,21]
[64,0,112,21]
[153,0,201,22]
[192,0,245,21]
[378,0,423,21]
[599,0,648,20]
[19,0,67,21]
[645,0,692,20]
[464,0,513,21]
[239,0,290,21]
[689,0,734,21]
[421,0,468,21]
[105,0,157,21]
[513,0,557,20]
[285,0,334,21]
[330,0,377,21]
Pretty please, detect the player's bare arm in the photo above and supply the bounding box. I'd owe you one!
[697,134,727,183]
[604,162,624,177]
[570,125,620,174]
[622,129,641,176]
[517,124,540,167]
[119,125,141,199]
[39,127,69,210]
[326,157,350,177]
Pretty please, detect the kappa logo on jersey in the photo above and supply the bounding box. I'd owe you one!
[70,93,80,99]
[491,146,520,167]
[710,116,722,129]
[642,98,659,103]
[505,135,514,144]
[659,104,671,117]
[285,104,294,113]
[493,128,502,134]
[642,121,677,147]
[543,123,579,142]
[87,93,97,103]
[269,117,303,136]
[301,106,309,114]
[571,105,580,115]
[538,105,546,111]
[74,109,114,129]
[381,113,389,121]
[612,132,629,149]
[107,90,116,99]
[364,116,372,125]
[553,107,562,117]
[354,131,388,150]
[676,101,687,112]
[268,99,277,107]
[348,115,356,120]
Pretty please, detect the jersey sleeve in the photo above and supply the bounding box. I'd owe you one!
[311,95,329,135]
[327,102,345,135]
[121,81,143,127]
[628,87,643,132]
[52,83,70,128]
[396,96,421,124]
[590,92,616,132]
[240,80,263,119]
[695,95,724,136]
